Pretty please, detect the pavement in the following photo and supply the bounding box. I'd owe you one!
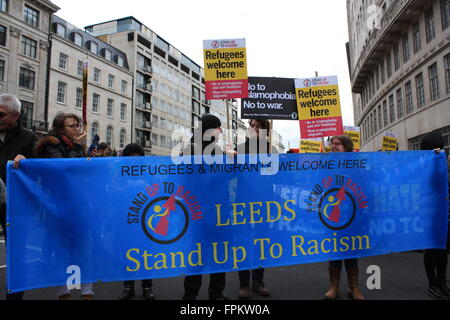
[1,232,449,301]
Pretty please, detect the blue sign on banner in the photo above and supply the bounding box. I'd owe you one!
[6,152,449,293]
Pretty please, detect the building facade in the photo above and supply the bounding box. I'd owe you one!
[347,0,450,152]
[0,0,59,132]
[48,15,133,150]
[85,17,237,155]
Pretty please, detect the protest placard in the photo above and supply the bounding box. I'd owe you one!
[382,131,398,151]
[203,39,248,100]
[344,126,361,152]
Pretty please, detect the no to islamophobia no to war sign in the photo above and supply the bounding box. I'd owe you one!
[295,76,344,139]
[241,77,298,120]
[203,39,248,100]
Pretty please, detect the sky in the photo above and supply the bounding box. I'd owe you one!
[52,0,355,149]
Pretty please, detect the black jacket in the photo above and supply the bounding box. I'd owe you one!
[34,135,85,159]
[0,123,38,183]
[236,137,278,155]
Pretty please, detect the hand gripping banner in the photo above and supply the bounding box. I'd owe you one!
[6,152,448,293]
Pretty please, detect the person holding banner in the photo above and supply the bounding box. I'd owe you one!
[323,135,365,300]
[234,119,275,299]
[420,132,450,300]
[118,143,156,301]
[181,114,228,300]
[34,112,94,300]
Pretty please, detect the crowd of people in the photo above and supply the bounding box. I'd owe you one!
[0,93,449,300]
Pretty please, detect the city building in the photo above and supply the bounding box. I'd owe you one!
[347,0,450,152]
[85,17,237,155]
[0,0,59,132]
[48,15,134,150]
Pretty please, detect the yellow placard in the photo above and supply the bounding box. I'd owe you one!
[344,130,361,150]
[300,140,322,153]
[204,48,248,81]
[382,136,398,151]
[296,85,342,120]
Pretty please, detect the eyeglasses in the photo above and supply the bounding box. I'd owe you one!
[331,142,343,146]
[0,112,11,118]
[65,124,82,130]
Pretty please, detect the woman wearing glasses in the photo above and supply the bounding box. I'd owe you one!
[323,135,365,300]
[35,113,87,159]
[34,112,94,300]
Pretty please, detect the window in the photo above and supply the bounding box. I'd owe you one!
[415,73,425,108]
[75,88,82,109]
[91,122,99,141]
[386,53,392,78]
[442,0,450,30]
[402,34,410,63]
[380,60,385,84]
[120,103,126,121]
[92,93,100,113]
[56,24,66,37]
[21,36,37,58]
[20,100,33,129]
[107,99,114,118]
[405,81,414,114]
[117,56,124,67]
[425,7,436,43]
[393,43,400,71]
[0,0,7,12]
[396,88,404,119]
[19,67,35,90]
[104,49,112,61]
[412,22,421,54]
[120,129,126,148]
[106,126,113,146]
[58,53,68,70]
[383,100,388,127]
[74,33,82,47]
[445,54,450,94]
[388,95,395,124]
[24,5,39,28]
[57,81,67,104]
[121,80,127,94]
[0,25,6,46]
[93,68,101,83]
[377,105,382,130]
[108,74,115,89]
[429,63,440,101]
[0,59,4,81]
[90,42,98,54]
[77,60,83,77]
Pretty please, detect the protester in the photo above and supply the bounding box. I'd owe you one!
[323,135,365,300]
[118,143,155,301]
[96,142,112,157]
[34,112,94,300]
[181,114,228,300]
[0,94,38,300]
[420,131,450,300]
[235,119,275,299]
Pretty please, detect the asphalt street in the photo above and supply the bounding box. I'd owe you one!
[1,232,449,301]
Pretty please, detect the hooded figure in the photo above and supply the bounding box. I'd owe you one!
[181,114,223,156]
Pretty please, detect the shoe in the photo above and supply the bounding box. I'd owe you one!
[81,294,94,300]
[427,286,450,300]
[238,287,251,300]
[251,282,270,297]
[347,267,365,300]
[119,288,135,300]
[324,267,341,300]
[58,294,71,300]
[142,288,155,300]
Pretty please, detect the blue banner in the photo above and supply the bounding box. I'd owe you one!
[6,151,448,293]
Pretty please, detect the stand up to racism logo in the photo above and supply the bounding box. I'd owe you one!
[306,175,369,230]
[127,183,203,244]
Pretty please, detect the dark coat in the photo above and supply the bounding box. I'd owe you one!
[0,123,38,183]
[34,135,85,159]
[236,137,278,155]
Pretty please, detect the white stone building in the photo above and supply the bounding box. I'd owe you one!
[0,0,59,132]
[347,0,450,152]
[48,15,134,150]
